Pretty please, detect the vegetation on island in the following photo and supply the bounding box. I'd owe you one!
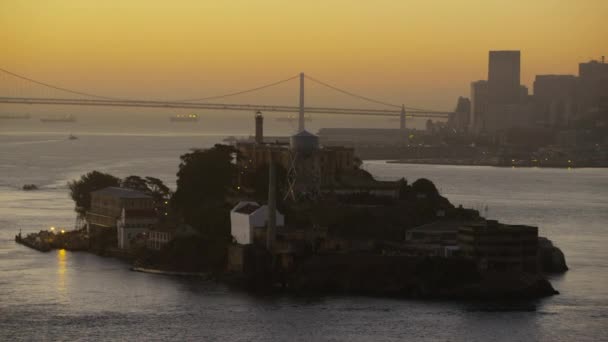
[68,171,172,216]
[57,142,566,297]
[68,171,121,215]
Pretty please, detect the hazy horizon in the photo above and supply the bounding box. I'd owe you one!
[2,0,607,112]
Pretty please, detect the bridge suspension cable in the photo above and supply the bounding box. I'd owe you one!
[178,74,299,102]
[0,67,451,117]
[305,74,436,112]
[0,67,124,101]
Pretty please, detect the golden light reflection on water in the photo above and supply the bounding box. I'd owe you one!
[57,249,67,294]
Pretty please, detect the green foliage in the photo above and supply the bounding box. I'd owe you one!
[122,175,172,203]
[251,164,287,207]
[68,171,121,215]
[121,175,149,192]
[145,176,171,200]
[172,144,237,237]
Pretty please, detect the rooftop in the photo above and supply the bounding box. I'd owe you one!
[234,203,261,215]
[409,220,473,233]
[91,187,152,199]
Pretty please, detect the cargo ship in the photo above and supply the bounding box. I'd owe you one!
[170,114,199,122]
[275,115,312,123]
[40,114,76,123]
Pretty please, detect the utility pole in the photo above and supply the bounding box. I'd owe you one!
[298,72,305,132]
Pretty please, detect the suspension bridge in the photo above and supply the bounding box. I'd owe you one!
[0,68,452,130]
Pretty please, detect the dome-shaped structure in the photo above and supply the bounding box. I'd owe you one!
[290,130,319,153]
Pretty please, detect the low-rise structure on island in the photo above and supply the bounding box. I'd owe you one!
[85,187,158,249]
[86,187,155,231]
[230,201,284,245]
[117,208,157,249]
[459,220,539,273]
[146,223,199,251]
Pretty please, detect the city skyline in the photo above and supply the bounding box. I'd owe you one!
[1,0,607,110]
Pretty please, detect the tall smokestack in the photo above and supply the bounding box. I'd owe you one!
[266,155,276,251]
[298,72,305,132]
[255,111,264,144]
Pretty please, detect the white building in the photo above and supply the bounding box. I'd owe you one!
[117,208,158,249]
[230,201,284,245]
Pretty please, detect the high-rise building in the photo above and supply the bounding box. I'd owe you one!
[578,59,608,116]
[534,75,577,126]
[448,97,471,133]
[488,51,521,104]
[470,80,488,133]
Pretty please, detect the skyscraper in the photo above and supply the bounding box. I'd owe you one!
[488,50,521,104]
[470,80,488,133]
[578,59,608,115]
[534,75,577,126]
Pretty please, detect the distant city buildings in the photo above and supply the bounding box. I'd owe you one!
[578,59,608,116]
[488,51,521,105]
[464,51,607,136]
[533,75,577,126]
[449,97,471,132]
[469,80,488,133]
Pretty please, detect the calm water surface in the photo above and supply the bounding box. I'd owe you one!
[1,133,607,341]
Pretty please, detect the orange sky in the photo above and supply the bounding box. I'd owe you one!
[1,0,607,110]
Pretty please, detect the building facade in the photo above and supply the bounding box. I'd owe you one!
[488,50,521,105]
[116,208,158,249]
[230,201,285,245]
[470,80,489,133]
[459,220,539,273]
[86,187,155,233]
[236,131,356,193]
[534,75,577,126]
[577,59,608,116]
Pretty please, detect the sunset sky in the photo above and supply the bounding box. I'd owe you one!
[1,0,607,110]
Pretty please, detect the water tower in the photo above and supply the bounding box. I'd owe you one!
[285,130,320,200]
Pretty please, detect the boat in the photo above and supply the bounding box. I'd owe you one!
[275,115,312,123]
[0,114,30,120]
[170,114,199,122]
[68,134,78,140]
[40,114,76,123]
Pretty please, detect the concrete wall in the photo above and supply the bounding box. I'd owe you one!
[231,211,253,244]
[230,202,285,245]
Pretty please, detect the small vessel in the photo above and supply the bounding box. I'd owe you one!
[68,134,78,140]
[0,114,30,120]
[40,114,76,123]
[275,115,312,123]
[170,114,199,122]
[22,184,38,191]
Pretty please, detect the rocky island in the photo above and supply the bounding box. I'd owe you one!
[16,121,568,300]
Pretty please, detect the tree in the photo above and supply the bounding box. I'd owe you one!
[172,144,237,238]
[68,171,121,215]
[411,178,440,198]
[122,175,172,203]
[251,164,287,205]
[145,176,171,202]
[121,175,149,192]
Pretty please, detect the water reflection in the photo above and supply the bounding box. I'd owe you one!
[57,249,67,294]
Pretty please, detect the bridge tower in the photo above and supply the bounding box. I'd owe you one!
[298,72,305,132]
[400,104,407,130]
